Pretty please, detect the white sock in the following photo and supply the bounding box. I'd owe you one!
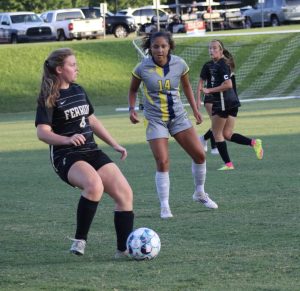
[155,171,170,208]
[192,161,206,194]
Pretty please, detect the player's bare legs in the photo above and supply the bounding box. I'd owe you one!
[98,163,133,211]
[68,161,134,255]
[212,115,234,170]
[68,161,104,201]
[174,127,218,209]
[223,115,235,141]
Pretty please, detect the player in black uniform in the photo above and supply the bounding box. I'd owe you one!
[201,40,264,170]
[35,48,134,258]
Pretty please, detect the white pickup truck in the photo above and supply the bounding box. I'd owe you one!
[40,8,104,40]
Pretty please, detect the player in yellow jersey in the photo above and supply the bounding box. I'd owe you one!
[128,32,218,219]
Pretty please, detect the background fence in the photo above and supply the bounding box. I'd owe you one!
[132,31,300,106]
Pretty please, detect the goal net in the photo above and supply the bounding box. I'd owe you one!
[132,31,300,106]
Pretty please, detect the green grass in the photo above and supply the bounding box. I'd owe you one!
[0,26,300,113]
[0,38,137,113]
[0,99,299,290]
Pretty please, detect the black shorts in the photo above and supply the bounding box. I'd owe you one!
[203,94,214,104]
[212,107,239,118]
[53,149,113,186]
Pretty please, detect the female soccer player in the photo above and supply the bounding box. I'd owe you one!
[128,31,218,219]
[35,48,134,258]
[201,39,264,170]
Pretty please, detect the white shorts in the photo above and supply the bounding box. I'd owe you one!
[145,113,192,141]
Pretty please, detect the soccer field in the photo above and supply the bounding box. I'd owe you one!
[0,99,299,290]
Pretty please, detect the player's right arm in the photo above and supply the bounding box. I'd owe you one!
[128,75,141,124]
[196,78,204,110]
[37,124,86,146]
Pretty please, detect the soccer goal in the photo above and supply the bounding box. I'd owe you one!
[131,30,300,108]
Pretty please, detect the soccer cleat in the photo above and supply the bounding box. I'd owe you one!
[253,139,263,160]
[70,238,86,256]
[193,192,218,209]
[160,207,173,219]
[211,147,219,155]
[199,136,208,152]
[218,164,234,171]
[114,249,130,259]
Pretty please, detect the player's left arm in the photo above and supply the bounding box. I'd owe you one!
[88,114,127,160]
[203,79,232,94]
[181,73,203,125]
[203,64,232,94]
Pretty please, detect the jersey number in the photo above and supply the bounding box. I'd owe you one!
[158,79,171,91]
[80,117,86,128]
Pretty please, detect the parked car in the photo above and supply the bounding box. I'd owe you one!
[138,14,170,35]
[117,6,169,28]
[79,7,136,38]
[0,12,55,44]
[40,8,104,40]
[243,0,300,28]
[219,8,245,29]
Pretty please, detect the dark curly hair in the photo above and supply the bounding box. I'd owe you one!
[142,31,175,56]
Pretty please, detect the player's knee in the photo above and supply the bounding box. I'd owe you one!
[156,159,169,171]
[115,187,133,210]
[193,151,206,164]
[84,180,104,201]
[223,131,232,140]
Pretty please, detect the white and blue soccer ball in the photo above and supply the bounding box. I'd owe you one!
[126,227,161,260]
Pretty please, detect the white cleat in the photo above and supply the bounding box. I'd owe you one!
[115,249,130,259]
[70,238,86,256]
[211,148,219,155]
[160,207,173,219]
[193,192,218,209]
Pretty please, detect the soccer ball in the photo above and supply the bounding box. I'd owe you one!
[126,227,161,260]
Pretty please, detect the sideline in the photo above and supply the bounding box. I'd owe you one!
[115,96,299,112]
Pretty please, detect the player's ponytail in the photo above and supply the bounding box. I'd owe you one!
[38,48,74,108]
[223,49,235,72]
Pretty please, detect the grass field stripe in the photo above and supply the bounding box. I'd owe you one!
[240,34,299,98]
[267,59,300,97]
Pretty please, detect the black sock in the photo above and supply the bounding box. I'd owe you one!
[230,133,252,146]
[204,129,213,141]
[216,141,231,164]
[114,211,134,252]
[75,196,99,241]
[210,134,216,149]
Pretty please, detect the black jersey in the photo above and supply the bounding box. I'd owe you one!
[200,58,240,112]
[35,83,98,162]
[231,73,237,95]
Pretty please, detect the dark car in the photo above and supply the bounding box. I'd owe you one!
[0,12,55,44]
[79,7,136,38]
